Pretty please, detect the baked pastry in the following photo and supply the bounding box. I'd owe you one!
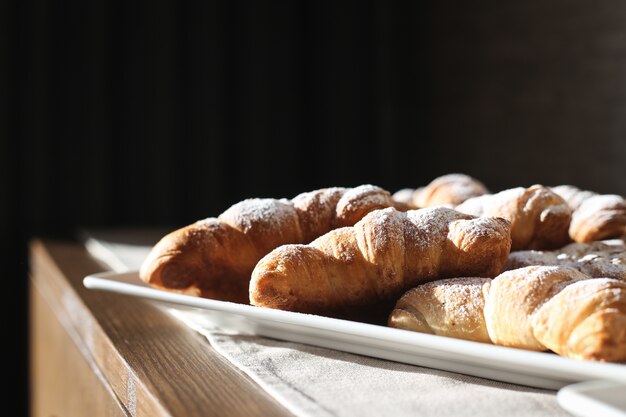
[389,266,626,361]
[455,185,571,250]
[250,207,511,317]
[392,188,418,210]
[505,240,626,280]
[388,277,492,343]
[551,185,626,243]
[140,185,396,303]
[412,173,489,208]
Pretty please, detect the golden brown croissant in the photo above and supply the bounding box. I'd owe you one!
[389,266,626,361]
[455,185,572,251]
[551,185,626,243]
[250,207,512,317]
[412,173,489,208]
[391,188,419,210]
[388,277,492,343]
[140,185,396,303]
[505,240,626,281]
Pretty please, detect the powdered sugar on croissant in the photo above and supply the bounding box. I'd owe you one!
[552,185,626,243]
[140,185,397,302]
[411,173,489,208]
[250,207,511,316]
[456,185,572,250]
[389,266,626,361]
[505,239,626,281]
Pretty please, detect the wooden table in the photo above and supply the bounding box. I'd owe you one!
[29,239,293,417]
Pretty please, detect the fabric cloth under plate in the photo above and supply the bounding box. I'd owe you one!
[83,230,572,417]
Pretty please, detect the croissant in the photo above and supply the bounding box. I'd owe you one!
[391,188,419,210]
[412,173,489,208]
[140,185,396,303]
[551,185,626,243]
[389,266,626,361]
[455,185,571,251]
[505,240,626,281]
[388,277,493,343]
[250,207,512,317]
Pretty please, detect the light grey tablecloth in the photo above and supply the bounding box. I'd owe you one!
[84,230,573,417]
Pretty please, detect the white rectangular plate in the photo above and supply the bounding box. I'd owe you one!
[83,271,626,390]
[557,380,626,417]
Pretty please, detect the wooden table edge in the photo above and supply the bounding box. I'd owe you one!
[29,238,293,417]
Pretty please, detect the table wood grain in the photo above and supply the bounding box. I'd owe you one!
[29,239,293,417]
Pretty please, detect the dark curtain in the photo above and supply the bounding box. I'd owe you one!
[12,1,436,232]
[5,1,626,414]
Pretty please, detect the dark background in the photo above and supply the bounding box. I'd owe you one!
[4,1,626,414]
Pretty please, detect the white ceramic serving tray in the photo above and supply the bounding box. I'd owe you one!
[83,270,626,391]
[557,380,626,417]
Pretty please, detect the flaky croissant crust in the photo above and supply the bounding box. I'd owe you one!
[389,266,626,362]
[140,185,396,302]
[250,207,511,316]
[408,173,489,209]
[552,185,626,243]
[456,185,572,251]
